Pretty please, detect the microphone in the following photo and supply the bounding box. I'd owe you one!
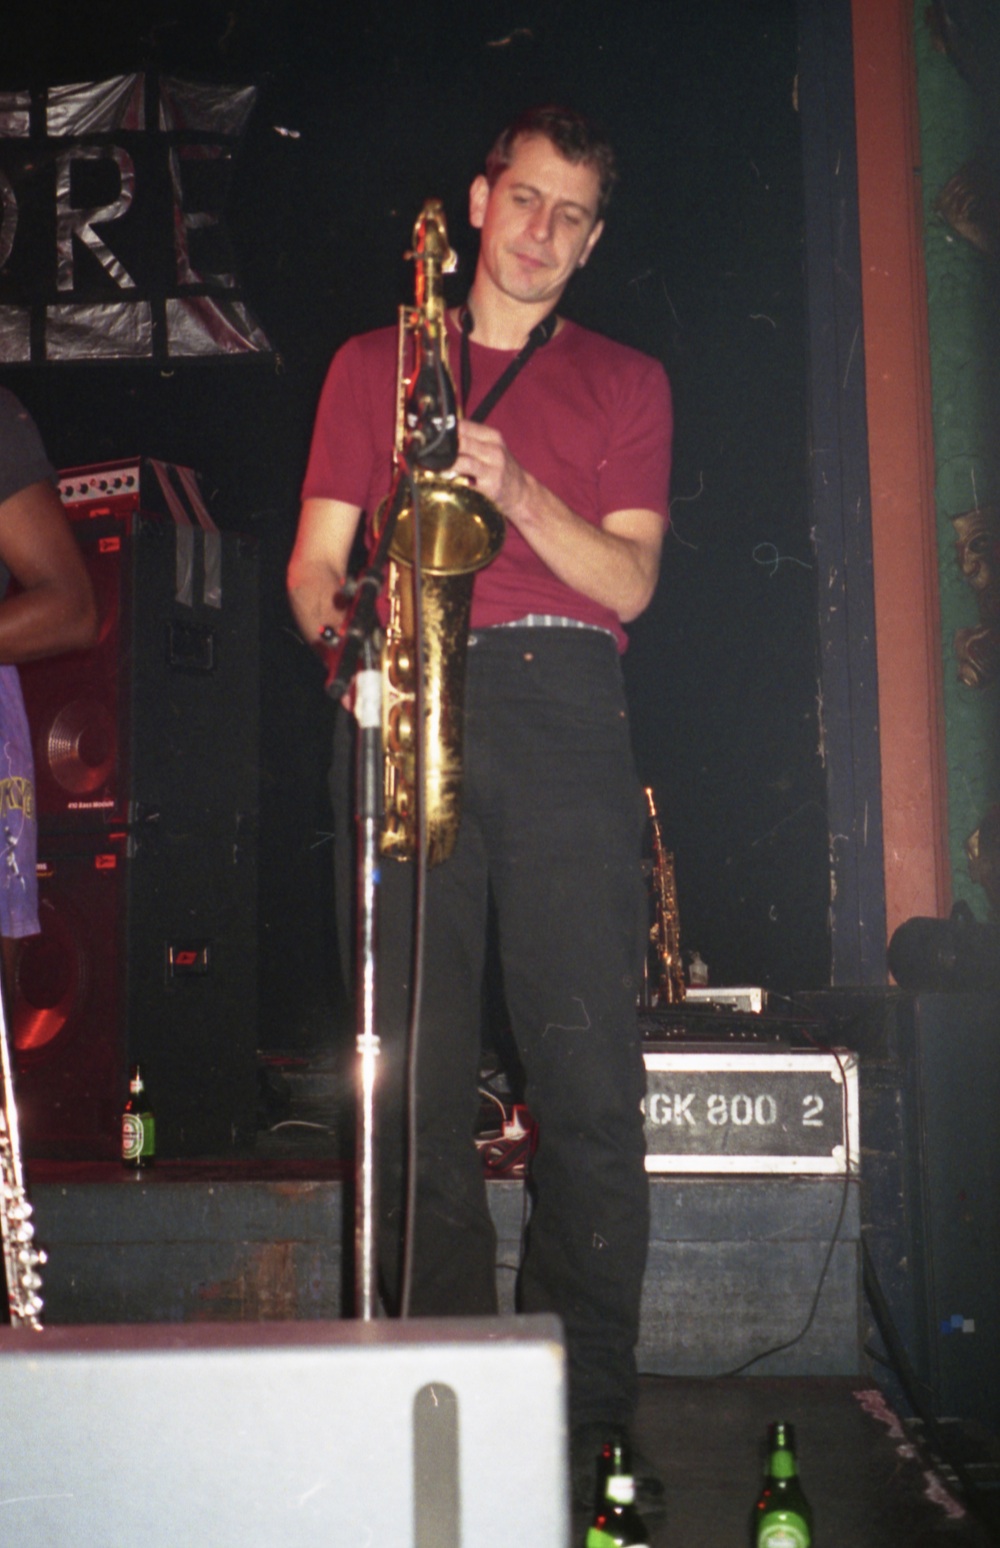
[403,327,458,471]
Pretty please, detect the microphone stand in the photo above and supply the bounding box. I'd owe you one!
[325,332,455,1322]
[325,474,407,1322]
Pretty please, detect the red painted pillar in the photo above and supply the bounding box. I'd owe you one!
[850,0,950,941]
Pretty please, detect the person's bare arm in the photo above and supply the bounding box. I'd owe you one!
[287,496,364,651]
[0,480,98,662]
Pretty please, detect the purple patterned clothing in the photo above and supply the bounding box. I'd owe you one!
[0,664,38,937]
[0,389,55,938]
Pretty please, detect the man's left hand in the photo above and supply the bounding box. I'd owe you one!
[453,418,663,623]
[454,420,529,522]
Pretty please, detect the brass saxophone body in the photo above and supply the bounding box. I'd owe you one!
[378,200,504,866]
[644,786,686,1005]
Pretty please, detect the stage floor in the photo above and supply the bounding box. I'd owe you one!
[626,1373,1000,1546]
[19,1171,998,1544]
[15,1042,1000,1544]
[227,1046,1000,1541]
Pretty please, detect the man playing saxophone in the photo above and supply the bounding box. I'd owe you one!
[288,105,672,1512]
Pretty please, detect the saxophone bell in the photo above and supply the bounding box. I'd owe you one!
[384,477,504,576]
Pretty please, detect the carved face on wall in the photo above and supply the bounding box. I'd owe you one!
[953,505,1000,610]
[952,506,1000,687]
[966,804,1000,916]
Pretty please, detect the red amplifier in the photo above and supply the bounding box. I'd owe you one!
[57,461,142,522]
[56,457,217,528]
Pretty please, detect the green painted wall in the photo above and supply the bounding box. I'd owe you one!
[914,1,1000,920]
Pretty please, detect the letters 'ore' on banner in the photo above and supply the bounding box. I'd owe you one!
[0,74,271,365]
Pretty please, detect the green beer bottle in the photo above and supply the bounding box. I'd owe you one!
[121,1064,155,1169]
[586,1441,650,1548]
[752,1421,813,1548]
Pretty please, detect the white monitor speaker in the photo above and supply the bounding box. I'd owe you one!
[0,1314,569,1547]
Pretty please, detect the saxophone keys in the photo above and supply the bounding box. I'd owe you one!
[387,699,415,754]
[386,638,415,693]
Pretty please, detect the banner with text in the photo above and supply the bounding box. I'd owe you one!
[0,74,272,364]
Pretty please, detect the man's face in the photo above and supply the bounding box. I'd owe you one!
[469,134,604,311]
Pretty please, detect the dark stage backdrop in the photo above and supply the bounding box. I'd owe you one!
[1,0,828,1047]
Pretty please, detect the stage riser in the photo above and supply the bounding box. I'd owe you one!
[642,1180,860,1377]
[27,1175,861,1376]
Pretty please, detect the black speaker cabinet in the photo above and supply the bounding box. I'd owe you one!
[20,484,258,833]
[12,821,257,1160]
[800,988,1000,1435]
[0,1316,568,1547]
[14,465,259,1159]
[898,993,1000,1435]
[11,834,126,1159]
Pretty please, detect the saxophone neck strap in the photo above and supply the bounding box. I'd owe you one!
[459,304,557,424]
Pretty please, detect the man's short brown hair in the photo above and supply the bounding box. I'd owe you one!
[484,106,618,217]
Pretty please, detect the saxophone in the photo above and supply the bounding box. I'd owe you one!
[377,200,504,866]
[644,786,686,1005]
[0,988,45,1329]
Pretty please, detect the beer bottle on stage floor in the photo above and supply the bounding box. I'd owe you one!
[121,1064,155,1170]
[586,1440,650,1548]
[752,1421,813,1548]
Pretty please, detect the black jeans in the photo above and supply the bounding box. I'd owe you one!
[332,626,650,1428]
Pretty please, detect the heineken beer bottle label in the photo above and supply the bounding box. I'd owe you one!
[758,1518,811,1548]
[122,1110,155,1164]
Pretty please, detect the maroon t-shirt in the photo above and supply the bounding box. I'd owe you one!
[301,314,673,650]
